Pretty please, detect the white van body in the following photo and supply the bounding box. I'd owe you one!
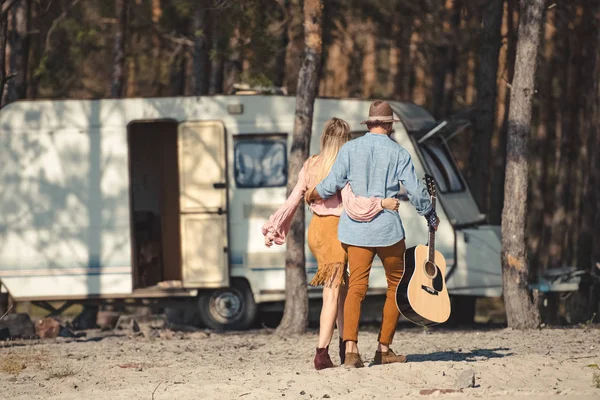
[0,95,501,328]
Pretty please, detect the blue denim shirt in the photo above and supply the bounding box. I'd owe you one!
[316,132,433,247]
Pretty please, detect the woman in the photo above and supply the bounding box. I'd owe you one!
[261,118,399,370]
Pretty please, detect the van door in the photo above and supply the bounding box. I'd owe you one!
[177,121,229,288]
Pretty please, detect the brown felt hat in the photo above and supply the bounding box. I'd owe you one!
[360,100,401,124]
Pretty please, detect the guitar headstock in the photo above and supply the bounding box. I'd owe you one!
[425,174,436,198]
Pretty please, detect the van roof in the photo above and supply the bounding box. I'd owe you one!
[0,95,437,133]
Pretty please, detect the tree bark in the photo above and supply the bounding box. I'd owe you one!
[274,0,289,88]
[591,1,600,271]
[501,0,545,330]
[4,0,28,104]
[209,12,226,95]
[276,0,323,337]
[579,0,600,271]
[0,0,18,102]
[192,5,209,96]
[150,0,163,96]
[469,0,503,215]
[0,5,8,103]
[111,0,127,98]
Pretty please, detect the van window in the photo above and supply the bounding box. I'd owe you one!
[234,136,287,188]
[420,139,465,193]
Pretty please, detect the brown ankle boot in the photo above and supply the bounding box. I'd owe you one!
[343,352,364,368]
[373,348,407,365]
[339,338,345,365]
[314,346,335,370]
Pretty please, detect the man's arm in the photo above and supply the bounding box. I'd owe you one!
[314,145,350,200]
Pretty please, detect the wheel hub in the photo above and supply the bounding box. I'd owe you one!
[211,291,242,320]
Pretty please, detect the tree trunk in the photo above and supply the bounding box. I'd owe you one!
[591,1,600,271]
[209,13,225,95]
[501,0,545,330]
[4,0,28,104]
[547,7,576,269]
[0,0,18,102]
[490,0,517,225]
[469,0,503,215]
[192,6,209,96]
[274,0,289,88]
[151,0,163,96]
[169,44,186,96]
[578,0,600,271]
[111,0,127,98]
[0,5,8,103]
[276,0,323,337]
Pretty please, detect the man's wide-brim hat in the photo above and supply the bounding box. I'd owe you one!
[360,100,401,124]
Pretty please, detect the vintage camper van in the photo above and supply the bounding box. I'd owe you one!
[0,95,502,329]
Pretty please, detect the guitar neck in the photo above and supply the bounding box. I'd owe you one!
[428,195,436,262]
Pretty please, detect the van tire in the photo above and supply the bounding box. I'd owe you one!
[447,295,477,325]
[197,279,257,331]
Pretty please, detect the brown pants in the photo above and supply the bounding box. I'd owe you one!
[343,240,405,346]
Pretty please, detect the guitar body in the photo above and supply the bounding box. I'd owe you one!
[396,244,451,326]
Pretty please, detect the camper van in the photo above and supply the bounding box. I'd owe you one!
[0,95,502,329]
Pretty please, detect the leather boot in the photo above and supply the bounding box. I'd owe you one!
[373,348,407,365]
[339,337,345,365]
[343,352,365,368]
[314,346,335,370]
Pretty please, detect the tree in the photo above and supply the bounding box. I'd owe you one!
[591,0,600,272]
[501,0,545,329]
[192,5,209,95]
[469,0,504,214]
[273,0,289,88]
[111,0,127,98]
[276,0,323,336]
[4,0,28,104]
[0,0,18,101]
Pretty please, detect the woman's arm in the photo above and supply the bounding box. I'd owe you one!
[261,165,308,247]
[341,184,399,221]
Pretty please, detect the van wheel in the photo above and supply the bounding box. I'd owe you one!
[447,295,477,325]
[197,279,257,331]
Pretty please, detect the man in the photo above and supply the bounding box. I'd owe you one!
[308,100,439,368]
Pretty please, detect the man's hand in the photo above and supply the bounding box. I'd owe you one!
[432,216,440,231]
[425,211,439,231]
[264,236,274,247]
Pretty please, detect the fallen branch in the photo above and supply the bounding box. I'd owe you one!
[0,304,14,322]
[151,381,164,400]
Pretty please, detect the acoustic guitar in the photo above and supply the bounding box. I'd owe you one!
[395,174,451,326]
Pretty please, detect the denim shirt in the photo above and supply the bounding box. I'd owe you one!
[315,132,433,247]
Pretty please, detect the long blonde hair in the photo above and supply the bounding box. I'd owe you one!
[308,118,351,185]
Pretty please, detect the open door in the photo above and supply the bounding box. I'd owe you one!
[178,121,229,288]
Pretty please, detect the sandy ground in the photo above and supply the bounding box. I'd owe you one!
[1,323,599,400]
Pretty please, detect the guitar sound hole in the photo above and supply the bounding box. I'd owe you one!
[424,261,437,279]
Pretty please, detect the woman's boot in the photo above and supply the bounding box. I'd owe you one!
[314,346,335,370]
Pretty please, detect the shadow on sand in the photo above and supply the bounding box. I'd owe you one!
[407,347,513,362]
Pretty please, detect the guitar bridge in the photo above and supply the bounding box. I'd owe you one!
[421,285,439,295]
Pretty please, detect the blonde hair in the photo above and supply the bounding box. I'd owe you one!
[308,118,351,186]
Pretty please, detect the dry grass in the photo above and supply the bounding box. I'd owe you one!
[0,350,48,376]
[0,355,27,375]
[46,364,78,380]
[593,372,600,389]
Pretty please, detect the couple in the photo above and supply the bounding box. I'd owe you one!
[262,101,438,369]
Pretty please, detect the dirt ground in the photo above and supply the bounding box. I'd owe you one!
[1,321,599,400]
